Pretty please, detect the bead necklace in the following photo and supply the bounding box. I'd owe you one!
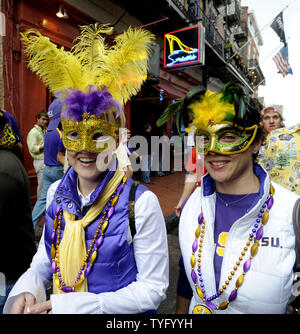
[51,175,127,293]
[191,183,275,313]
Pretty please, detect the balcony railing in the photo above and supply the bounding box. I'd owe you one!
[213,0,232,7]
[170,0,199,23]
[226,0,240,27]
[198,6,225,58]
[233,20,248,45]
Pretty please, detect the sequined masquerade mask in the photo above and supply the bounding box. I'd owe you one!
[62,115,118,153]
[60,86,121,153]
[194,122,258,155]
[157,82,261,156]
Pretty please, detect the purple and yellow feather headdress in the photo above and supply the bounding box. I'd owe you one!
[21,24,154,151]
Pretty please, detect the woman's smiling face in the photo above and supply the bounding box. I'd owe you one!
[67,150,100,182]
[203,129,260,189]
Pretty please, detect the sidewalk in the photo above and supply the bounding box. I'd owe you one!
[139,170,186,231]
[139,171,186,314]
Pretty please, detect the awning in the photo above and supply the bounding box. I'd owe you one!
[154,78,188,99]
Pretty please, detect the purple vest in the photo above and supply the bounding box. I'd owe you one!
[44,167,147,294]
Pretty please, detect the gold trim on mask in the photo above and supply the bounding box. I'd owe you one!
[62,115,119,153]
[194,122,258,155]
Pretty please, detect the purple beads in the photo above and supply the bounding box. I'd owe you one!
[191,270,197,284]
[62,286,73,293]
[243,258,251,272]
[192,240,198,253]
[95,235,103,248]
[51,261,56,273]
[198,213,204,224]
[107,207,114,219]
[205,300,217,310]
[256,226,264,240]
[228,289,238,302]
[267,196,274,210]
[84,265,92,278]
[117,184,124,194]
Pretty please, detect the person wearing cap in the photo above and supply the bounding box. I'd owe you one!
[158,82,298,314]
[0,112,36,313]
[30,99,66,231]
[5,24,168,314]
[260,105,285,135]
[26,110,49,199]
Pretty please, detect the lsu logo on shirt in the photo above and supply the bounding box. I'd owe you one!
[216,232,281,257]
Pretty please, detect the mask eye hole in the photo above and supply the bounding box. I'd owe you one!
[92,132,103,141]
[195,131,210,145]
[218,132,242,144]
[66,131,80,141]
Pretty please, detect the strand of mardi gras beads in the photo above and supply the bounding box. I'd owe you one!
[191,184,275,311]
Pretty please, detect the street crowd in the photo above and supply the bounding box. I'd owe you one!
[0,24,299,315]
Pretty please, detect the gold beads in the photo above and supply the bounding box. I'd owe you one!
[90,249,98,265]
[195,226,201,239]
[111,195,119,207]
[218,301,229,310]
[191,254,196,268]
[270,183,275,196]
[196,285,205,301]
[236,273,245,288]
[262,211,269,225]
[251,241,259,257]
[51,244,56,259]
[101,220,109,234]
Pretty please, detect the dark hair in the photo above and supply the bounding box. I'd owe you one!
[36,110,49,120]
[144,122,151,130]
[248,98,264,163]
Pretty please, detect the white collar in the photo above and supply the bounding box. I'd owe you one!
[76,177,92,210]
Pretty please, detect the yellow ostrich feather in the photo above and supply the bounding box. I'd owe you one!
[20,24,155,106]
[188,90,235,129]
[101,27,155,104]
[20,29,83,93]
[72,24,113,87]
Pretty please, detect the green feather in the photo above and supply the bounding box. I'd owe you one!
[156,99,183,127]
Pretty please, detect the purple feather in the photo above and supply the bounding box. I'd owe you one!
[63,91,87,121]
[59,85,122,120]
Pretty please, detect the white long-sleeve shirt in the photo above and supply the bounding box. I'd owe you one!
[4,184,169,314]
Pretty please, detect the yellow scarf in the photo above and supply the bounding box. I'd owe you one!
[53,168,125,294]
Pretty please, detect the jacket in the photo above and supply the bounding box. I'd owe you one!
[27,125,45,160]
[179,164,299,313]
[0,150,36,280]
[44,167,145,293]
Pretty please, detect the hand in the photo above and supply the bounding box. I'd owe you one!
[174,204,181,217]
[26,300,52,314]
[10,292,35,314]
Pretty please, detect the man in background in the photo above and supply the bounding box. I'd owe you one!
[27,110,49,199]
[260,105,285,135]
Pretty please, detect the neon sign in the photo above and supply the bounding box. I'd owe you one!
[164,25,204,69]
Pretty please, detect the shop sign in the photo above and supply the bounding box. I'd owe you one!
[164,24,205,69]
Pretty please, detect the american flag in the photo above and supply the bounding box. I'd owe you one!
[272,44,293,77]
